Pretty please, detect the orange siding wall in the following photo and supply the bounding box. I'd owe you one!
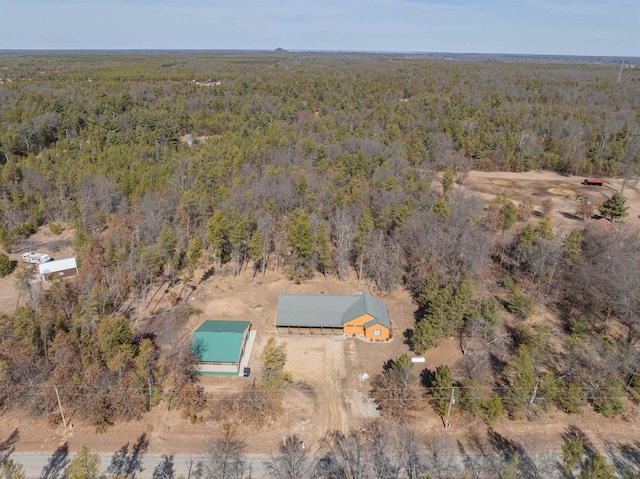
[344,314,391,339]
[343,314,374,336]
[344,324,364,335]
[364,324,390,340]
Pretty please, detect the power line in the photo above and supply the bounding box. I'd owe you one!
[1,383,626,403]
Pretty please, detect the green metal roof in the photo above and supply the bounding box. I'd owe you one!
[191,320,251,364]
[365,317,389,330]
[276,293,390,329]
[363,294,391,329]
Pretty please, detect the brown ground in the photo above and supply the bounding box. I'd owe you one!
[2,171,640,456]
[464,170,640,236]
[0,224,75,316]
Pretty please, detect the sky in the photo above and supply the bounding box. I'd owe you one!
[0,0,638,56]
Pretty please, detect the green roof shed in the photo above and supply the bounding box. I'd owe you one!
[191,320,252,375]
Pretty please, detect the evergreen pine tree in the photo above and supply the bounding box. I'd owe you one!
[411,316,439,353]
[448,276,474,333]
[227,209,248,276]
[535,217,554,240]
[65,446,101,479]
[0,252,13,277]
[442,165,455,195]
[187,236,203,267]
[432,198,451,221]
[0,458,26,479]
[580,453,615,479]
[261,337,292,392]
[431,365,454,418]
[561,435,584,477]
[206,210,228,267]
[594,375,626,418]
[502,200,518,231]
[157,223,177,262]
[562,229,583,266]
[502,345,536,419]
[506,283,534,320]
[599,192,629,221]
[516,224,535,250]
[426,285,454,337]
[286,208,314,281]
[315,221,332,277]
[417,269,441,310]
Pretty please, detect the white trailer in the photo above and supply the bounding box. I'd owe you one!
[21,252,51,264]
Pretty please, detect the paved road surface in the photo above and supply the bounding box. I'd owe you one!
[10,452,271,479]
[9,450,635,479]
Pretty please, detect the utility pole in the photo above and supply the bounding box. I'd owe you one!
[445,386,455,428]
[54,385,67,428]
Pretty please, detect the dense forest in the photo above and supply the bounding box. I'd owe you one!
[0,52,639,436]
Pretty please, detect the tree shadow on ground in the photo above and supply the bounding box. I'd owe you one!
[560,211,582,221]
[198,266,216,286]
[38,442,69,479]
[187,458,204,479]
[488,352,507,379]
[602,438,640,477]
[152,454,175,479]
[487,428,546,478]
[457,428,559,478]
[420,368,434,388]
[107,433,149,479]
[456,438,475,476]
[403,328,414,348]
[0,429,19,462]
[421,436,459,478]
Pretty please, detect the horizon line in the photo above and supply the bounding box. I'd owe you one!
[0,48,638,60]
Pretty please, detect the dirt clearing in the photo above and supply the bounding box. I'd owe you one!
[464,170,640,235]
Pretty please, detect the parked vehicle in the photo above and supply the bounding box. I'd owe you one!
[21,252,51,264]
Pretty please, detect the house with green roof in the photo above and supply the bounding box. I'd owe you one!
[276,293,391,340]
[191,320,252,375]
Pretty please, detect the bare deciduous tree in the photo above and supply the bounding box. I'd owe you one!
[331,209,355,280]
[201,426,246,479]
[265,434,313,479]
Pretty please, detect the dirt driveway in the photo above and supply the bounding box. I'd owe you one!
[285,337,348,434]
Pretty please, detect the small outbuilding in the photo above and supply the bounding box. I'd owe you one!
[191,320,252,376]
[276,293,391,340]
[39,257,78,282]
[583,178,604,186]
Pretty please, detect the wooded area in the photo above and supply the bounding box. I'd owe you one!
[0,52,639,436]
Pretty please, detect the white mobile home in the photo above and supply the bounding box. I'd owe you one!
[39,257,78,281]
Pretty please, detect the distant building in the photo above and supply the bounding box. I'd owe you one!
[583,178,604,186]
[192,79,222,86]
[39,257,78,282]
[191,320,252,376]
[276,293,391,340]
